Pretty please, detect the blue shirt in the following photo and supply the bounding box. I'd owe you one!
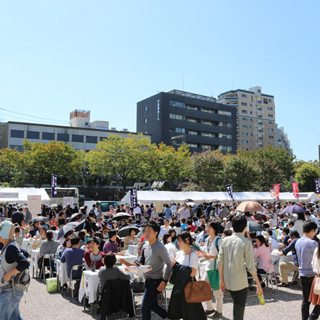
[164,207,172,219]
[61,247,85,278]
[295,236,318,277]
[282,238,299,266]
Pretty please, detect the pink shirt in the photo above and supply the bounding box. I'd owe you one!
[254,244,273,273]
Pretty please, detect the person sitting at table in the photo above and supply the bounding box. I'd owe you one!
[281,227,291,249]
[61,235,85,280]
[14,226,23,247]
[38,230,59,278]
[98,253,130,294]
[254,235,273,287]
[55,231,74,260]
[32,225,47,250]
[123,228,139,249]
[278,230,300,287]
[28,223,38,238]
[84,236,105,270]
[103,230,119,254]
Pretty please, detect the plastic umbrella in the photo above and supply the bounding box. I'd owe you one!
[248,221,264,231]
[236,201,263,213]
[113,213,132,221]
[58,219,85,240]
[68,212,83,222]
[117,224,140,237]
[284,205,304,214]
[30,216,50,224]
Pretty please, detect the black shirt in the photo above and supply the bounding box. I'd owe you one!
[4,243,30,272]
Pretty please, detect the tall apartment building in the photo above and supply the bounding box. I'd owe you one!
[137,90,237,154]
[218,86,276,151]
[0,109,149,152]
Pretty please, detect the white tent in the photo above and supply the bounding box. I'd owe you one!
[0,187,50,203]
[121,190,319,204]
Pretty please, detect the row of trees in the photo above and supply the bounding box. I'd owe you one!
[0,136,319,195]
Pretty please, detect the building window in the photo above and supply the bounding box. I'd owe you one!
[57,133,69,142]
[268,128,273,132]
[100,137,106,141]
[42,132,55,140]
[175,128,185,133]
[169,100,185,108]
[218,110,232,116]
[144,119,147,124]
[10,130,24,138]
[186,130,198,135]
[267,106,273,110]
[241,94,247,98]
[241,140,248,144]
[241,102,247,106]
[219,146,232,152]
[242,132,248,136]
[219,122,232,128]
[219,133,232,139]
[241,110,247,114]
[169,113,185,120]
[202,107,216,114]
[202,132,215,138]
[9,145,23,152]
[86,136,97,144]
[72,134,84,142]
[186,104,199,111]
[242,125,248,128]
[26,131,40,139]
[269,135,274,139]
[145,106,148,111]
[186,117,199,123]
[188,143,198,148]
[268,114,273,118]
[157,100,160,121]
[263,98,268,104]
[242,117,247,121]
[202,144,211,150]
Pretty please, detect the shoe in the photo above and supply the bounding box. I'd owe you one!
[279,283,289,287]
[291,280,298,285]
[211,312,223,318]
[205,309,216,315]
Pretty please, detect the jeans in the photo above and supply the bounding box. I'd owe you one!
[0,288,24,320]
[141,278,168,320]
[229,287,248,320]
[301,276,320,320]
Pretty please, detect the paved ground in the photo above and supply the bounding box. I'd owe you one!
[20,278,304,320]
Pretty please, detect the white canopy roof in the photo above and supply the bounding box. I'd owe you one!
[0,187,50,203]
[121,190,319,204]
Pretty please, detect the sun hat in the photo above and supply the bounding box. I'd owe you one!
[0,220,14,240]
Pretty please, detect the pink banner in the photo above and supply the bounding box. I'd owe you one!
[292,182,299,199]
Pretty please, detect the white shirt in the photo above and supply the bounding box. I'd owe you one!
[175,250,199,273]
[158,226,168,240]
[268,237,279,250]
[178,208,190,219]
[133,207,142,215]
[165,243,177,262]
[204,236,221,271]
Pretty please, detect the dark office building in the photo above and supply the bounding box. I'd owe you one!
[137,90,237,154]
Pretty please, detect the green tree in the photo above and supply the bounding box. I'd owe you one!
[294,163,320,192]
[224,155,259,191]
[23,140,82,187]
[186,150,225,191]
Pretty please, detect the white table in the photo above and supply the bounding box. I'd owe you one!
[78,270,100,304]
[116,254,137,264]
[31,249,40,277]
[128,245,138,256]
[56,259,69,287]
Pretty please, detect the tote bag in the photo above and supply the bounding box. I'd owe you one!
[207,259,219,290]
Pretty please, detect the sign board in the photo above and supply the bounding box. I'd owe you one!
[0,192,19,199]
[63,197,74,208]
[130,188,138,208]
[27,195,42,215]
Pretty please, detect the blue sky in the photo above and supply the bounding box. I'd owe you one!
[0,1,319,161]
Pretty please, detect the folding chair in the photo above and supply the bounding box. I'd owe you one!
[42,254,54,282]
[260,259,279,291]
[68,265,83,298]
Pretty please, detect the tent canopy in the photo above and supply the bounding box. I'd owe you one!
[121,190,319,204]
[0,187,50,203]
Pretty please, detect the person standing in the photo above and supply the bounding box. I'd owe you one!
[119,220,171,320]
[295,220,320,320]
[0,220,30,320]
[202,221,223,318]
[218,215,263,320]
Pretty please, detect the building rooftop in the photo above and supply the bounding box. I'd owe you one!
[218,88,274,99]
[168,89,216,102]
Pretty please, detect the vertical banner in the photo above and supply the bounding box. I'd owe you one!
[226,184,234,201]
[51,174,58,198]
[273,184,280,200]
[130,188,138,208]
[292,181,299,199]
[315,179,320,194]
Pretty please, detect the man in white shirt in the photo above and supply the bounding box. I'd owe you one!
[178,204,190,220]
[133,205,142,219]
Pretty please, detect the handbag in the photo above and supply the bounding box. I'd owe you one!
[207,259,219,290]
[184,279,212,303]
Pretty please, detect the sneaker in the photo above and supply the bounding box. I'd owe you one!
[205,309,216,315]
[211,311,222,318]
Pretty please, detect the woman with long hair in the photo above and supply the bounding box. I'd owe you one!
[168,231,206,320]
[254,235,273,287]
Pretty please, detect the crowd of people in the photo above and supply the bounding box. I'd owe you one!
[1,200,320,320]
